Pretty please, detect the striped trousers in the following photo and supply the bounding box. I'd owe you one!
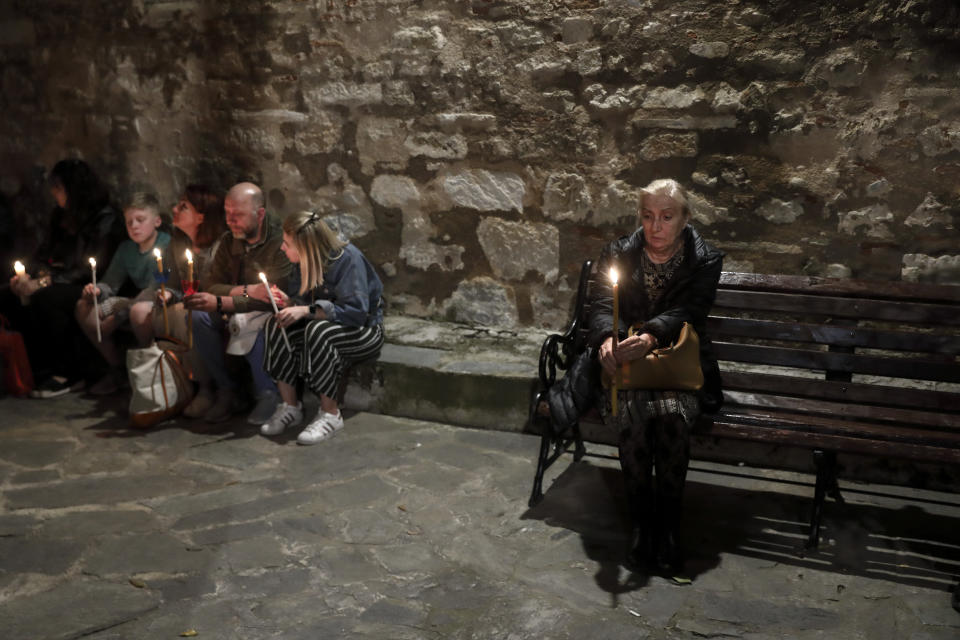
[263,318,383,399]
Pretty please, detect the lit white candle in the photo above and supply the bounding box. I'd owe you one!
[89,257,101,342]
[610,267,619,417]
[153,248,168,334]
[14,261,25,277]
[259,272,292,352]
[185,249,194,349]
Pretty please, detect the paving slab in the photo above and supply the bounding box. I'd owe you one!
[0,579,160,640]
[0,396,958,639]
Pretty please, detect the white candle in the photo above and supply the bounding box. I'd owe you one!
[185,249,194,349]
[153,248,168,334]
[259,272,292,352]
[14,261,25,277]
[89,257,102,343]
[609,267,619,417]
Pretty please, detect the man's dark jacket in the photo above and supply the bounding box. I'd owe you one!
[547,225,725,434]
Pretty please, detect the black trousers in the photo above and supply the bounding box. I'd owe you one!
[1,283,93,380]
[618,413,691,528]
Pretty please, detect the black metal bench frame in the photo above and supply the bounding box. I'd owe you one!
[529,261,960,549]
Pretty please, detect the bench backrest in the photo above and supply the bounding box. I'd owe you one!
[708,272,960,457]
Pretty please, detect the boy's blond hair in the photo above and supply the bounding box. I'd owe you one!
[124,192,161,218]
[282,211,347,294]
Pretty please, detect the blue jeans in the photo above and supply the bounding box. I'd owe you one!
[191,311,277,395]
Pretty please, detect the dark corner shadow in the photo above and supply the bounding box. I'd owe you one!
[521,460,960,602]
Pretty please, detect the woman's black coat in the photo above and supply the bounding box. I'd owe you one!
[547,225,725,434]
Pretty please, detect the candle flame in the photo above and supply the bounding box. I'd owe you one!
[88,257,96,268]
[14,260,25,274]
[609,267,618,285]
[153,248,162,258]
[185,248,193,263]
[258,272,268,284]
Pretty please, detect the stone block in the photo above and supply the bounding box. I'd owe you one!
[838,204,894,239]
[641,85,706,110]
[806,47,866,88]
[382,80,416,107]
[689,41,729,59]
[712,82,742,113]
[742,48,806,75]
[444,277,519,327]
[901,254,960,284]
[477,217,559,283]
[441,169,525,213]
[595,180,640,224]
[393,25,446,50]
[562,17,593,44]
[371,174,421,209]
[433,112,496,132]
[585,84,642,114]
[918,124,960,157]
[306,82,383,107]
[688,191,728,226]
[542,172,592,221]
[404,131,468,159]
[630,115,736,130]
[573,47,603,76]
[905,193,954,228]
[496,21,546,48]
[755,198,804,224]
[356,117,411,175]
[639,132,698,161]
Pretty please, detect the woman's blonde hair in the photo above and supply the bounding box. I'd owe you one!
[282,211,347,294]
[638,178,691,218]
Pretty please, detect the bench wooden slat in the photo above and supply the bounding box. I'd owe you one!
[719,371,960,413]
[713,408,960,448]
[708,316,960,355]
[714,342,960,383]
[724,390,960,431]
[714,290,960,325]
[719,272,960,304]
[698,419,960,464]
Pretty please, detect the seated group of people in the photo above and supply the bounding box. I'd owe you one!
[6,161,724,574]
[2,159,384,445]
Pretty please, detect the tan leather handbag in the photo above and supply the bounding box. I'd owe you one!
[603,322,704,391]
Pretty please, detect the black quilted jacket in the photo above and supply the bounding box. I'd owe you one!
[548,225,725,434]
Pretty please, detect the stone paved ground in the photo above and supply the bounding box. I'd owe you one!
[0,394,958,640]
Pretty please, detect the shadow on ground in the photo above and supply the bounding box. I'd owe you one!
[522,458,960,600]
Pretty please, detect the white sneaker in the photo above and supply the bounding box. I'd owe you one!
[260,402,304,436]
[297,410,344,445]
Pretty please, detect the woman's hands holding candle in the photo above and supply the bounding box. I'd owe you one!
[598,333,658,376]
[248,282,286,307]
[274,305,310,328]
[81,283,101,301]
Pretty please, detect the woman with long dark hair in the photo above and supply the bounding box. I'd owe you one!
[5,159,124,397]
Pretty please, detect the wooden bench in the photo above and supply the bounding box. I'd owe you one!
[529,260,960,548]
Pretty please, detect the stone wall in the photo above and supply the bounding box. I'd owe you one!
[2,0,959,329]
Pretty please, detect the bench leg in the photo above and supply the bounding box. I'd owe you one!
[572,421,586,462]
[807,449,838,549]
[529,431,551,507]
